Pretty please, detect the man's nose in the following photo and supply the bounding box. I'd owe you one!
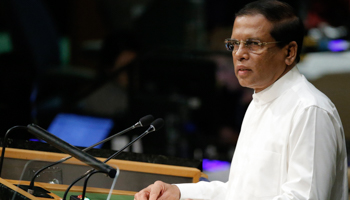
[234,42,249,56]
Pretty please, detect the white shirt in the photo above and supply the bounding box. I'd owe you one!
[177,66,348,200]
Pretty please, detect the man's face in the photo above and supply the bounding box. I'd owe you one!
[231,14,288,93]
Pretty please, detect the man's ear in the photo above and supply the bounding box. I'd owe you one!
[285,41,297,66]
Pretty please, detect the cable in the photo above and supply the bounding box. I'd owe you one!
[62,170,92,200]
[81,170,102,200]
[0,125,27,177]
[62,169,118,200]
[60,130,147,199]
[62,128,151,199]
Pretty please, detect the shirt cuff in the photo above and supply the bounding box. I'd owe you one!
[174,183,201,200]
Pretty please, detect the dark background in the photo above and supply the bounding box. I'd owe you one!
[0,0,349,161]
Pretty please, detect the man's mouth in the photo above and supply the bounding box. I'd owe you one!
[237,68,252,76]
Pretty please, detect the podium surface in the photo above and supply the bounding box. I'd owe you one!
[3,178,135,200]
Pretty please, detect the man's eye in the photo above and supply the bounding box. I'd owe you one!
[245,41,253,46]
[250,41,261,46]
[232,41,240,46]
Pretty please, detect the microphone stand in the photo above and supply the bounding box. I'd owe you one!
[28,123,133,189]
[28,115,153,191]
[63,118,164,200]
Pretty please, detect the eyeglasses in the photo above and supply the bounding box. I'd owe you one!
[224,38,280,54]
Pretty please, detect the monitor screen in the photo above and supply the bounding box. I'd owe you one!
[47,113,114,149]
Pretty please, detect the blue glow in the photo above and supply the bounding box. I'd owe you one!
[202,159,231,172]
[29,138,41,142]
[328,39,349,52]
[47,113,114,148]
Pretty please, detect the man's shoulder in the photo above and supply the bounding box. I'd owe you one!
[289,77,336,112]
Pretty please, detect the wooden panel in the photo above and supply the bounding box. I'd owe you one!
[0,147,202,192]
[1,147,201,182]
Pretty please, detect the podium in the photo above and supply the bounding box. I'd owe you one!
[0,146,203,199]
[0,178,62,199]
[1,178,135,199]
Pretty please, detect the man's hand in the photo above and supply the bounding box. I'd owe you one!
[134,181,181,200]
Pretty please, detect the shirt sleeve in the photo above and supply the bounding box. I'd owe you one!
[273,106,345,200]
[175,181,228,200]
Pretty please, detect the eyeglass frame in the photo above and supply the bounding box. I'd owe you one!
[224,38,281,54]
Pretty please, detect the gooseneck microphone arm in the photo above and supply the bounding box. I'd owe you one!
[80,118,165,200]
[104,118,164,163]
[76,114,154,151]
[62,118,164,200]
[28,115,154,190]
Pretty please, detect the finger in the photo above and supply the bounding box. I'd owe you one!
[157,185,180,200]
[149,181,164,200]
[134,185,152,200]
[134,191,149,200]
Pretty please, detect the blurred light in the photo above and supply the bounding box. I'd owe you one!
[328,39,350,52]
[323,25,348,39]
[202,159,230,172]
[309,28,323,41]
[29,138,41,142]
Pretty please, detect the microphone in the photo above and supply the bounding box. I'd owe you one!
[38,115,153,163]
[26,124,117,178]
[26,115,153,192]
[63,118,165,200]
[104,118,164,163]
[78,114,154,151]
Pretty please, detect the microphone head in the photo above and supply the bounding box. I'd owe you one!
[150,118,164,130]
[139,115,154,127]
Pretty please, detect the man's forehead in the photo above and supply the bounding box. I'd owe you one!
[231,14,273,38]
[234,14,271,26]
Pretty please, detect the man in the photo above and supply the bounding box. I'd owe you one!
[134,0,348,199]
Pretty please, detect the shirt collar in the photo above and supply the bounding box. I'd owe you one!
[252,66,302,105]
